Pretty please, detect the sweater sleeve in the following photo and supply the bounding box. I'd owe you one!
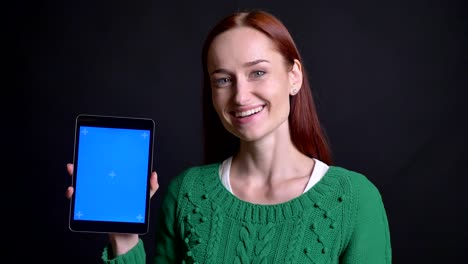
[340,173,392,263]
[101,239,146,264]
[152,172,185,263]
[100,171,186,264]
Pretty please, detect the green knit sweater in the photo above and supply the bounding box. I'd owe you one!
[102,163,392,263]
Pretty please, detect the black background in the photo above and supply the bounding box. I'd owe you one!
[13,0,467,263]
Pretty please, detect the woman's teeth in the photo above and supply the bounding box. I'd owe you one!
[235,106,263,118]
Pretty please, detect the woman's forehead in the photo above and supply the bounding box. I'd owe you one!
[207,27,280,68]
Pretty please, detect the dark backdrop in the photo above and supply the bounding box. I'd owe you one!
[14,0,466,263]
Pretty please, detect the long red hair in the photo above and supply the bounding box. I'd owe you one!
[201,10,333,165]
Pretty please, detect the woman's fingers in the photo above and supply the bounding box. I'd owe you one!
[149,171,159,198]
[67,163,74,176]
[66,163,74,199]
[66,186,74,199]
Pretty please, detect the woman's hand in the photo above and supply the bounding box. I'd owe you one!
[65,163,159,256]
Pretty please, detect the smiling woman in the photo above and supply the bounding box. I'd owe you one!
[207,26,302,144]
[65,9,392,264]
[202,12,333,166]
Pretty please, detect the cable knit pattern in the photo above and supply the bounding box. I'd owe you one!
[101,164,392,264]
[205,206,223,264]
[285,217,306,264]
[254,222,275,262]
[234,222,255,264]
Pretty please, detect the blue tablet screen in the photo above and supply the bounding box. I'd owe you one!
[73,126,150,223]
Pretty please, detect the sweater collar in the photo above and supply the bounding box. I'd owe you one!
[200,163,342,224]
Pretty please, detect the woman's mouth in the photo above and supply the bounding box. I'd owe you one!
[234,106,264,118]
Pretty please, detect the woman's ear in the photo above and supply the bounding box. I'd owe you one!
[289,59,303,95]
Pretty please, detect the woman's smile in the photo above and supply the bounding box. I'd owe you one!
[230,105,265,125]
[233,105,264,118]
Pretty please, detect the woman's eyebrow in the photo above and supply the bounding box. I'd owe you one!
[210,68,232,75]
[210,59,270,75]
[243,59,269,67]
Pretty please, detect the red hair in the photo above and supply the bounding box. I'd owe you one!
[201,10,333,165]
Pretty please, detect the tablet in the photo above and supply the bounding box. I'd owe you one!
[69,114,155,234]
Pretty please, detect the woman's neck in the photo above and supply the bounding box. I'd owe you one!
[232,133,313,184]
[229,137,315,204]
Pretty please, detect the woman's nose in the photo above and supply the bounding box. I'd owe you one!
[233,78,251,105]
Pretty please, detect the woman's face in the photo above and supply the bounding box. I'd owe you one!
[207,26,302,142]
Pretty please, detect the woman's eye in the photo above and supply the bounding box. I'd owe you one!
[251,71,266,78]
[215,77,231,87]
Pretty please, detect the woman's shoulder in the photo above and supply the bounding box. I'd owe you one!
[176,162,220,179]
[166,162,221,190]
[326,166,383,199]
[160,162,221,203]
[322,166,388,223]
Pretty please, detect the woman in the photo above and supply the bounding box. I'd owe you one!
[66,9,391,263]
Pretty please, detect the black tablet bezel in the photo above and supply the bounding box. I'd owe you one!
[69,114,155,234]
